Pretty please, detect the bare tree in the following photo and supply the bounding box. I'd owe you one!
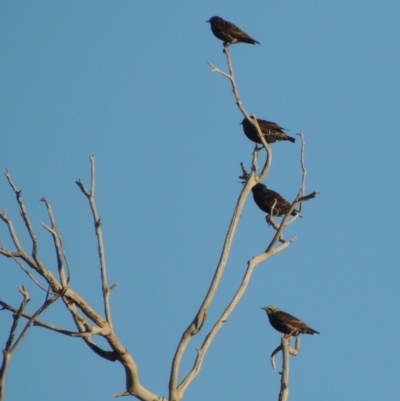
[0,47,317,401]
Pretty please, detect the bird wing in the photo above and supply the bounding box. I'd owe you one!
[259,119,285,132]
[266,189,291,208]
[277,311,312,330]
[221,20,257,42]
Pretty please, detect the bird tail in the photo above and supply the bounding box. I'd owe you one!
[287,135,296,143]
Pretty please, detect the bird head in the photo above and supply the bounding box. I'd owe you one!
[251,183,267,193]
[206,16,219,23]
[240,116,254,125]
[261,305,280,315]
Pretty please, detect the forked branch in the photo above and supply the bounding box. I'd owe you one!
[40,197,70,286]
[0,286,29,400]
[170,48,273,401]
[270,337,301,401]
[0,167,163,401]
[0,286,62,400]
[170,46,317,401]
[208,47,273,181]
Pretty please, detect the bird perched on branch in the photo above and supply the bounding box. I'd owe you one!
[207,16,260,46]
[251,183,300,217]
[241,117,295,145]
[261,306,319,338]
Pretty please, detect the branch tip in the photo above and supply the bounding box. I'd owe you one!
[112,391,131,398]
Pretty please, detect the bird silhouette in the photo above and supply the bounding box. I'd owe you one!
[261,306,319,338]
[207,16,260,46]
[252,183,300,217]
[241,116,295,145]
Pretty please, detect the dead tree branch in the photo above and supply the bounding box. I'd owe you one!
[169,171,259,400]
[208,46,273,181]
[168,46,318,401]
[270,337,301,401]
[0,166,165,401]
[0,286,29,400]
[40,197,70,286]
[0,285,63,400]
[0,35,319,401]
[170,48,273,401]
[76,155,116,331]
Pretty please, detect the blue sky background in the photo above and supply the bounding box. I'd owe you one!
[1,1,399,400]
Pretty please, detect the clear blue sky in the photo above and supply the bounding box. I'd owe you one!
[1,1,400,400]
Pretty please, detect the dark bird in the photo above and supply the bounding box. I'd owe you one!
[251,183,300,217]
[241,117,295,145]
[207,16,260,46]
[261,306,320,338]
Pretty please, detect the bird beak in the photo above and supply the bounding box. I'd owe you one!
[206,20,210,23]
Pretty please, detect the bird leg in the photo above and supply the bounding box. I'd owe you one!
[222,43,231,52]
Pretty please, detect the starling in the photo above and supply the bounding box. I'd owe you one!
[261,306,320,338]
[241,117,295,145]
[251,183,300,217]
[207,16,260,46]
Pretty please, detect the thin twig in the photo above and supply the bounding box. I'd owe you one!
[270,198,277,222]
[0,286,30,400]
[298,132,307,198]
[10,288,64,353]
[0,210,25,254]
[297,131,309,215]
[5,170,39,261]
[40,197,70,286]
[0,249,50,292]
[112,392,131,398]
[251,114,273,179]
[76,156,114,330]
[0,301,103,337]
[266,132,318,239]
